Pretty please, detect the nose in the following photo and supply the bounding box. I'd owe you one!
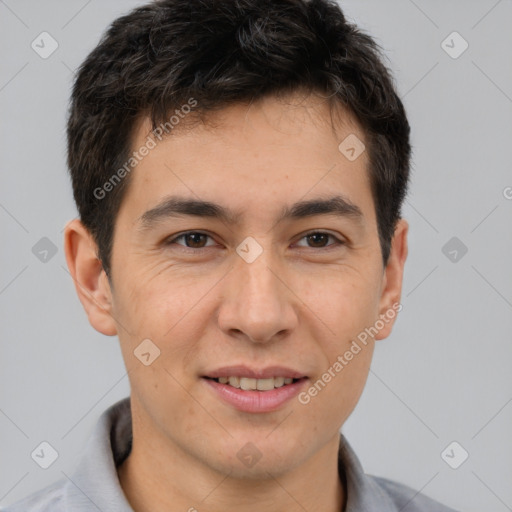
[217,251,298,344]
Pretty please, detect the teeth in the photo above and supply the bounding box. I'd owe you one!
[216,376,298,390]
[228,376,240,388]
[240,378,257,390]
[274,377,285,387]
[256,378,274,391]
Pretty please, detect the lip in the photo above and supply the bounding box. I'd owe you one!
[203,377,308,413]
[204,365,306,380]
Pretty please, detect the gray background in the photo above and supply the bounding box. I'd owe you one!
[1,1,511,510]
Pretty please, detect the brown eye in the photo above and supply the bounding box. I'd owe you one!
[184,233,208,248]
[306,233,330,247]
[295,231,342,249]
[168,232,215,248]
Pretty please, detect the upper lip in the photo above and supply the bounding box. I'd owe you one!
[204,365,307,380]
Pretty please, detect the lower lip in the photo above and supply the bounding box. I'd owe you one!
[202,378,307,413]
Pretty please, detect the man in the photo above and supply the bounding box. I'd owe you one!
[4,0,458,510]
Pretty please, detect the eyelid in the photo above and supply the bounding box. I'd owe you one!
[293,230,346,248]
[165,230,217,248]
[164,229,346,250]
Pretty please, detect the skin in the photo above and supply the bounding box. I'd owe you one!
[64,92,408,512]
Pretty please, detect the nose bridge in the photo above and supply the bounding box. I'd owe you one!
[218,242,297,343]
[240,254,279,305]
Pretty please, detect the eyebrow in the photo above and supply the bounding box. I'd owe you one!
[137,194,364,230]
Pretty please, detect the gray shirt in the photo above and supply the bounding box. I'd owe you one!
[2,397,458,512]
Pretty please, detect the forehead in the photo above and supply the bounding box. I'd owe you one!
[118,94,374,226]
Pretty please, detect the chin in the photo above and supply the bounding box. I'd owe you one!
[204,429,310,478]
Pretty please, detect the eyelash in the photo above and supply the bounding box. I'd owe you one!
[165,230,345,250]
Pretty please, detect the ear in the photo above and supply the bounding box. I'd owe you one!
[374,218,408,341]
[64,219,117,336]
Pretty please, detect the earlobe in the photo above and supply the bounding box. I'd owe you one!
[64,219,118,336]
[375,218,408,341]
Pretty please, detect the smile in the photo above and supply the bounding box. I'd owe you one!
[207,376,300,391]
[202,368,308,413]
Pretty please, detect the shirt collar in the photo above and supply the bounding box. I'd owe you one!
[63,397,397,511]
[64,398,133,511]
[338,435,397,511]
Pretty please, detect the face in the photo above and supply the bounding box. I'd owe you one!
[68,93,407,479]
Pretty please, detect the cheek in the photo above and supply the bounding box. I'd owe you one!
[293,268,378,421]
[299,338,374,430]
[329,346,374,424]
[111,272,216,385]
[114,261,220,335]
[297,266,382,344]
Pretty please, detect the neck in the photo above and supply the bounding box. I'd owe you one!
[118,415,345,512]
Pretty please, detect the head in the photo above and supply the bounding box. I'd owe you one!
[65,0,410,480]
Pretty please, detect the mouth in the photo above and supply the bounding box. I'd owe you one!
[203,376,305,391]
[201,366,308,413]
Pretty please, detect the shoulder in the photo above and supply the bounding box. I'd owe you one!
[369,475,460,512]
[1,479,66,512]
